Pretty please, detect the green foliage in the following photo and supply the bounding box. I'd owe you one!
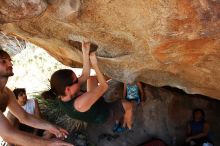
[34,94,87,131]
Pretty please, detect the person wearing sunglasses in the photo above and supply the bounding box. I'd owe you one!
[42,42,109,124]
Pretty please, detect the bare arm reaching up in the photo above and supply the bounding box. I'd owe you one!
[74,52,108,112]
[78,41,91,85]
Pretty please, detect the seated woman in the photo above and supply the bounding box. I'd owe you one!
[185,108,213,146]
[113,82,144,132]
[41,42,110,124]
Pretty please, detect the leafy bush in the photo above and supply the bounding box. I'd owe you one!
[34,94,87,131]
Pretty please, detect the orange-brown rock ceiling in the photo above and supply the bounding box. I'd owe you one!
[0,0,219,99]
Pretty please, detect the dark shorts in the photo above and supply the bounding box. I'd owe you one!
[125,96,141,104]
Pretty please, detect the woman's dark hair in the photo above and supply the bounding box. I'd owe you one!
[13,88,26,99]
[192,108,205,120]
[41,69,75,99]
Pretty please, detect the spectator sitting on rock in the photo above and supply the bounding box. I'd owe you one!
[113,82,144,132]
[185,108,213,146]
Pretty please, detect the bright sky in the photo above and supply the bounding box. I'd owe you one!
[6,42,95,95]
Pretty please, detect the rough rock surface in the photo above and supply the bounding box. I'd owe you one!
[86,80,220,146]
[0,1,220,145]
[0,0,47,23]
[0,0,220,99]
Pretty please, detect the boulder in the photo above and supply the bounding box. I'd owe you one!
[0,0,220,99]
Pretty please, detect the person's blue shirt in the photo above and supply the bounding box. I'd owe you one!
[190,119,212,141]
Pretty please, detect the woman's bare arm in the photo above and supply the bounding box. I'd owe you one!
[74,53,108,112]
[78,41,91,85]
